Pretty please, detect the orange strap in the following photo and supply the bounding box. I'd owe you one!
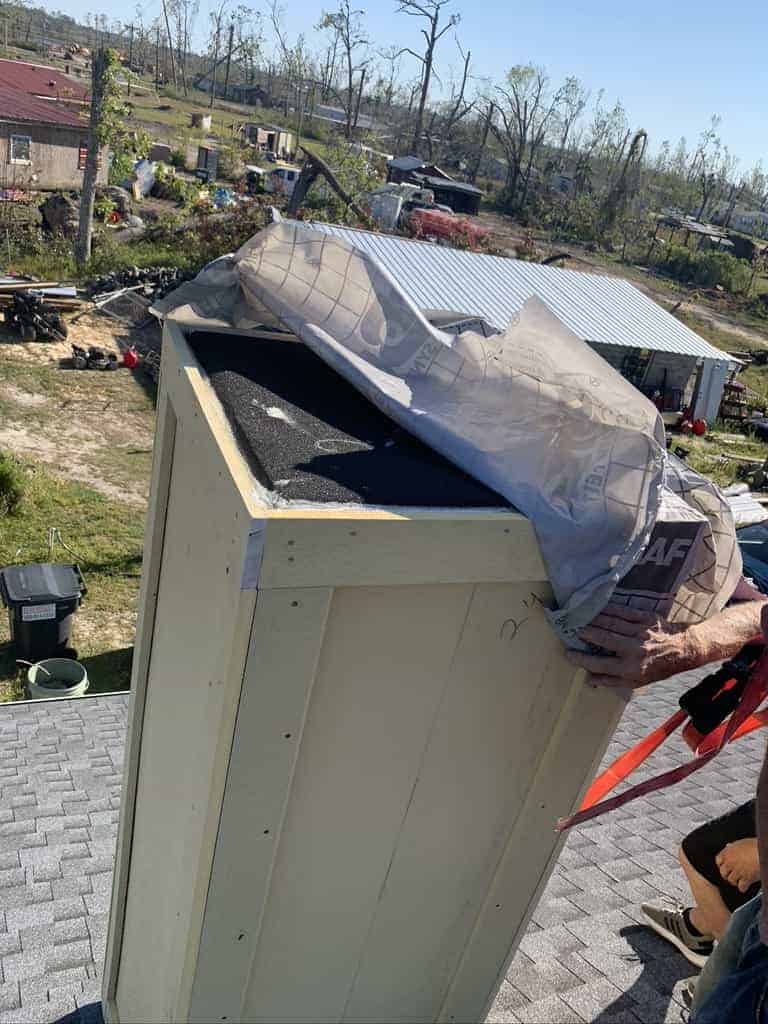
[556,652,768,832]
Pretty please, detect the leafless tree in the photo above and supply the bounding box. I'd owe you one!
[433,40,474,160]
[553,76,588,170]
[490,65,565,214]
[374,44,403,118]
[318,2,369,139]
[395,0,459,153]
[168,0,199,94]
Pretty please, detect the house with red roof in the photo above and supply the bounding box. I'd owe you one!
[0,57,90,107]
[0,62,107,190]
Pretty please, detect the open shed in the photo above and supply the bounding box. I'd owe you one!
[297,221,730,422]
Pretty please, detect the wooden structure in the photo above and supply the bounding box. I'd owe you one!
[103,321,625,1023]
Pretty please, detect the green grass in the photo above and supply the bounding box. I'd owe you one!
[0,459,144,701]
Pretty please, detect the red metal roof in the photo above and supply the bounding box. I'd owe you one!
[0,83,85,128]
[0,59,89,103]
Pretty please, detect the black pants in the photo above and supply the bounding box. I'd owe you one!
[681,799,759,912]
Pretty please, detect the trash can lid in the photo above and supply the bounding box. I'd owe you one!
[0,563,82,605]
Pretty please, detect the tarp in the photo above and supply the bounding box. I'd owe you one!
[156,220,742,639]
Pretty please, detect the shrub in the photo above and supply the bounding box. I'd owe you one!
[0,453,24,517]
[654,244,752,294]
[169,149,187,170]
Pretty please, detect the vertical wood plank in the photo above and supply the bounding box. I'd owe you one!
[241,584,475,1023]
[103,386,176,1020]
[189,586,333,1024]
[113,406,254,1024]
[343,582,575,1021]
[440,679,626,1023]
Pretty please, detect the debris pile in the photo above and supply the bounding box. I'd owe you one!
[85,266,194,301]
[0,278,80,342]
[70,344,119,370]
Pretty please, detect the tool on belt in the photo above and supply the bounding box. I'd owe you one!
[556,643,768,832]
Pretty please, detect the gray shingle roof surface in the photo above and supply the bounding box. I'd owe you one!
[0,670,761,1024]
[0,695,127,1024]
[491,667,763,1024]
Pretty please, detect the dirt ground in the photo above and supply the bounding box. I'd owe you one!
[0,312,159,506]
[0,310,159,698]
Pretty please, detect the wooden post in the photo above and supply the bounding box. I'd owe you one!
[74,48,107,267]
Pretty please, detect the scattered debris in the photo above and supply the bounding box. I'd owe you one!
[85,265,193,300]
[5,291,69,342]
[70,344,119,371]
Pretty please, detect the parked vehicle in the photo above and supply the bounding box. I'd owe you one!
[264,164,302,198]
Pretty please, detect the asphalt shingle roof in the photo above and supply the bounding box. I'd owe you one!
[0,671,761,1023]
[0,695,127,1024]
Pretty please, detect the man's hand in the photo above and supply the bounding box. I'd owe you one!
[566,604,701,690]
[716,838,760,893]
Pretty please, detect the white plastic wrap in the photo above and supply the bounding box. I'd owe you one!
[159,220,742,637]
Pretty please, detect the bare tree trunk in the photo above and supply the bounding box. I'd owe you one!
[209,24,220,107]
[75,49,107,267]
[161,0,177,88]
[353,65,367,134]
[469,102,493,184]
[222,21,234,101]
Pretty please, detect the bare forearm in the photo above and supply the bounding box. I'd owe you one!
[686,599,768,668]
[569,598,768,690]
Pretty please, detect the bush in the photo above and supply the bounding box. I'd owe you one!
[169,149,187,170]
[654,243,752,294]
[0,453,24,517]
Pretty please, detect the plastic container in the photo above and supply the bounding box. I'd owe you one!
[0,563,85,662]
[26,658,89,700]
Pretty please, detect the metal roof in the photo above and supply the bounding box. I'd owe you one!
[0,82,84,128]
[415,174,483,196]
[301,222,728,362]
[0,58,89,103]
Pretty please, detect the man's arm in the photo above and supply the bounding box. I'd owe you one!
[566,599,768,690]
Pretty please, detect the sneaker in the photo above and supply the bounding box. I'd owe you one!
[682,978,697,1010]
[640,903,714,968]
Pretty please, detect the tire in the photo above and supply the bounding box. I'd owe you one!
[73,355,88,370]
[20,323,36,342]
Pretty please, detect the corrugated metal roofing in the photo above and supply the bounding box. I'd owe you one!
[301,221,728,362]
[0,83,84,128]
[0,58,89,103]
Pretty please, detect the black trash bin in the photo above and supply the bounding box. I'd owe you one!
[0,563,85,662]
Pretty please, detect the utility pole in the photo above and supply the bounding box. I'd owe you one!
[222,22,234,103]
[127,23,134,96]
[154,22,160,92]
[161,0,177,88]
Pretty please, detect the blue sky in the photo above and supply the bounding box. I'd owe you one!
[62,0,767,170]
